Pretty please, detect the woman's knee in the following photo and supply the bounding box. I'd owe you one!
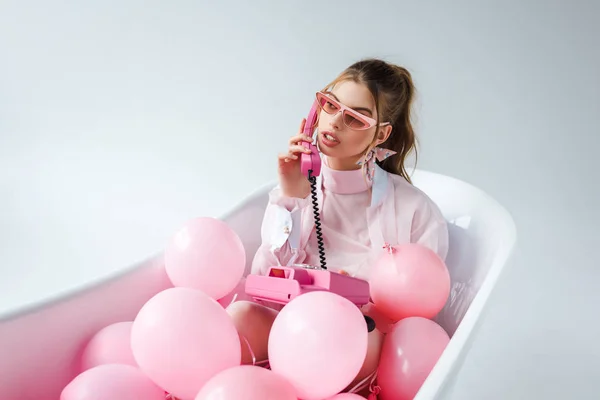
[347,328,384,390]
[226,301,278,364]
[226,300,259,320]
[227,301,278,326]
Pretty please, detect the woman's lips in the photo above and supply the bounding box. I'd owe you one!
[320,130,340,147]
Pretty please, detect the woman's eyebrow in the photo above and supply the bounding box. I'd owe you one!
[327,92,373,116]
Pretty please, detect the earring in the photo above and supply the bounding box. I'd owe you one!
[356,146,397,182]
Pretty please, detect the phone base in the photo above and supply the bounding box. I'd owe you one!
[244,265,370,307]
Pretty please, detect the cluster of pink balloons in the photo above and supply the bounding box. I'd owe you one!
[365,243,452,400]
[60,217,377,400]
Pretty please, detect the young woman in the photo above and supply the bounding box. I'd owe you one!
[227,58,449,393]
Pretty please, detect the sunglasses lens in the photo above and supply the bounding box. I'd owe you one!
[317,94,340,114]
[344,112,369,129]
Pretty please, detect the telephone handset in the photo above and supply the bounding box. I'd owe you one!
[300,101,321,179]
[299,101,326,270]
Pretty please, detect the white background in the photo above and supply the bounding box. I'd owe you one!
[1,1,599,398]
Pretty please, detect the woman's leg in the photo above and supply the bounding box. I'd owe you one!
[226,300,279,364]
[346,327,384,391]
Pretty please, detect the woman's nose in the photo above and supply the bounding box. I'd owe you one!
[329,110,343,130]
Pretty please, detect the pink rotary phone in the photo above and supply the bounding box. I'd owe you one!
[245,99,375,330]
[245,265,370,307]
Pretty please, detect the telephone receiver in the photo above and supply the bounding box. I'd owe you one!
[300,101,321,179]
[298,100,327,270]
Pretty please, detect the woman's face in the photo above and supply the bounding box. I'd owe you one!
[316,80,390,170]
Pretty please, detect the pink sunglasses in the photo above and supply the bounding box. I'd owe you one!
[315,91,390,131]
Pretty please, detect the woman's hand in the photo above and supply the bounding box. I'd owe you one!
[277,118,313,199]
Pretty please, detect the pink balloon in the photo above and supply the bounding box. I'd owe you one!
[61,364,165,400]
[80,321,137,372]
[217,277,255,308]
[269,291,369,400]
[195,365,297,400]
[164,217,246,300]
[369,243,450,321]
[377,317,449,400]
[131,287,241,400]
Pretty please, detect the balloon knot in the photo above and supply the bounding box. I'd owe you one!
[382,243,395,254]
[368,385,382,399]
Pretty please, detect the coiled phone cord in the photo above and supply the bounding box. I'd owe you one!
[308,171,327,270]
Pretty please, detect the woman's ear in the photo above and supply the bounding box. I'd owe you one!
[376,125,393,145]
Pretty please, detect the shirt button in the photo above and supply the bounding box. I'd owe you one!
[283,226,290,234]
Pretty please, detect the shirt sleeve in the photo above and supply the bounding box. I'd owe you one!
[410,197,449,261]
[250,186,311,275]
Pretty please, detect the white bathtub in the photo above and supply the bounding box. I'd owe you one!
[0,170,517,399]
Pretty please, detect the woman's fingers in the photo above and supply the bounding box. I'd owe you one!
[278,144,311,163]
[290,144,312,154]
[279,118,314,163]
[278,152,294,163]
[279,145,312,161]
[298,118,306,134]
[289,133,314,146]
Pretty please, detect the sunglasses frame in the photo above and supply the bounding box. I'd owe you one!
[315,91,390,131]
